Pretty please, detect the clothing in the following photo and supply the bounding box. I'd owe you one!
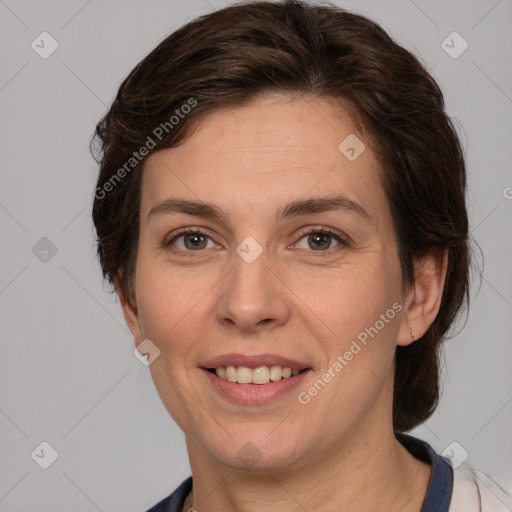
[145,434,511,511]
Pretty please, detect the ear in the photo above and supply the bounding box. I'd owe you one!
[115,273,144,346]
[397,248,448,347]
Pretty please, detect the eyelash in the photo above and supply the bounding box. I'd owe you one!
[163,226,349,255]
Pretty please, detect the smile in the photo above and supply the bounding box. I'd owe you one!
[208,365,307,385]
[202,366,312,404]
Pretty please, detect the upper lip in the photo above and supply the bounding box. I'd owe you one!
[201,353,311,371]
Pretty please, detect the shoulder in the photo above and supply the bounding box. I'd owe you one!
[396,433,511,512]
[145,476,193,512]
[450,466,512,512]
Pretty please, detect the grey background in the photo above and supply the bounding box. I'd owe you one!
[1,0,511,510]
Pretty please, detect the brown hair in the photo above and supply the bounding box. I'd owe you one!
[91,0,477,432]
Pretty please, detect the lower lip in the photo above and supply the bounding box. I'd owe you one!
[201,368,311,405]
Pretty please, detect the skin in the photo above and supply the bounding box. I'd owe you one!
[119,93,448,511]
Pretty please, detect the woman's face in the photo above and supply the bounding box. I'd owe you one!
[123,93,412,471]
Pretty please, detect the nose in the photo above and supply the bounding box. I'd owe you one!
[216,245,291,333]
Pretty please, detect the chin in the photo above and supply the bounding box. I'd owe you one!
[203,427,307,472]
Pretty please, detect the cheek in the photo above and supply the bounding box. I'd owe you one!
[133,260,181,343]
[296,268,402,418]
[133,257,219,357]
[292,256,400,341]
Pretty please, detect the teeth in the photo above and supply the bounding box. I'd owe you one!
[270,365,282,381]
[253,366,270,384]
[215,365,302,384]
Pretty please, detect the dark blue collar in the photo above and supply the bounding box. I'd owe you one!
[396,433,453,512]
[146,434,453,512]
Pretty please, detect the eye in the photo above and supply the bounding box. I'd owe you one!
[165,228,216,251]
[294,227,347,252]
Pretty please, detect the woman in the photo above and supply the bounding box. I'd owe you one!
[91,1,511,510]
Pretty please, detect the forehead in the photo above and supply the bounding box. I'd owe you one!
[140,93,388,228]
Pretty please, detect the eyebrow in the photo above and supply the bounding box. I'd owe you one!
[147,195,371,224]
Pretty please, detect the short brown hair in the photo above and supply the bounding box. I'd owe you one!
[91,0,476,432]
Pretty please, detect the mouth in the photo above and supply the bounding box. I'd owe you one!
[200,353,312,404]
[203,365,310,385]
[200,357,312,405]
